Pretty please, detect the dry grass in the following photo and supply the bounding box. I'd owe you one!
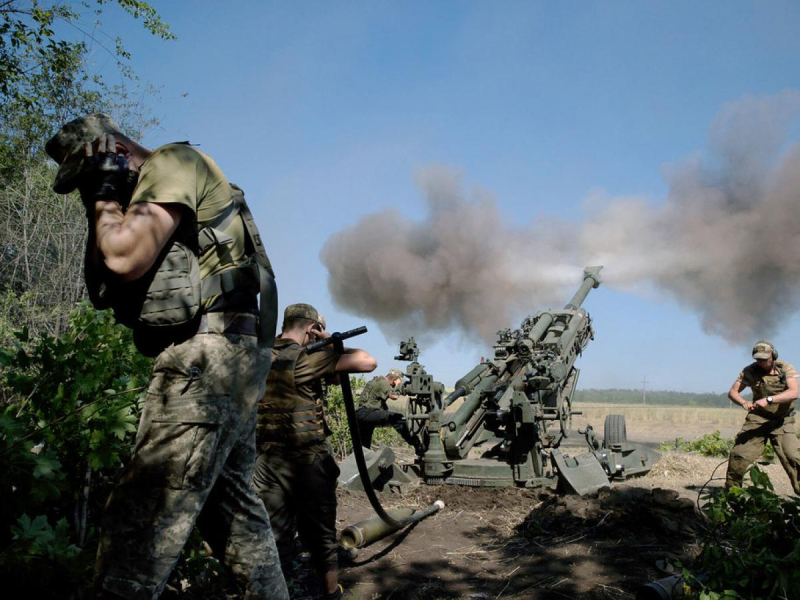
[646,452,712,479]
[574,403,743,427]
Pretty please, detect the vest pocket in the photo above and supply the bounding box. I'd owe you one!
[141,393,227,491]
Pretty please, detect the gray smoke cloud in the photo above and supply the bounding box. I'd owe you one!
[321,91,800,344]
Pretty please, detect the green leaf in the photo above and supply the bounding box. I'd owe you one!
[33,453,61,479]
[13,513,52,543]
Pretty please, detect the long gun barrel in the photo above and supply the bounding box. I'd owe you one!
[365,265,657,494]
[527,266,602,343]
[428,266,604,478]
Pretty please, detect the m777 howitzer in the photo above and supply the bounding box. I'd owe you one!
[340,266,661,496]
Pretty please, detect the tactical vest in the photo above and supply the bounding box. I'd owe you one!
[256,343,327,448]
[744,360,794,420]
[86,184,277,357]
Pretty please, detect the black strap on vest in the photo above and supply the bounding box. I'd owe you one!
[198,184,277,349]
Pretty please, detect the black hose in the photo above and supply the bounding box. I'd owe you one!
[340,368,436,529]
[309,327,441,530]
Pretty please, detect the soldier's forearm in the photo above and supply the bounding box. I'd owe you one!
[728,392,749,407]
[770,390,798,404]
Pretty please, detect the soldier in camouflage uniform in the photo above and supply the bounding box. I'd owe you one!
[46,115,288,599]
[253,303,376,600]
[725,341,800,494]
[355,370,418,449]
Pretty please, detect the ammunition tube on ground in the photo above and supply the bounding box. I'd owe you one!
[339,501,445,549]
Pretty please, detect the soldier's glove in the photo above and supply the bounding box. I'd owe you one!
[389,412,405,423]
[78,152,136,212]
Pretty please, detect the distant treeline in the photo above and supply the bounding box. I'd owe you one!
[574,388,739,408]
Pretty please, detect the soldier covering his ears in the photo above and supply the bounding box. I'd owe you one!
[46,114,288,599]
[725,340,800,494]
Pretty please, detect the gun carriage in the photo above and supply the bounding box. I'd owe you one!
[342,266,659,496]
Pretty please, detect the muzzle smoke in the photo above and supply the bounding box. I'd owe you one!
[321,92,800,344]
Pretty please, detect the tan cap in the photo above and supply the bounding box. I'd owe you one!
[752,341,775,360]
[45,113,122,193]
[388,369,404,380]
[284,303,324,328]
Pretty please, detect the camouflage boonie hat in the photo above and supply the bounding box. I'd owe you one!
[388,369,404,380]
[45,113,122,193]
[752,341,775,360]
[284,303,324,328]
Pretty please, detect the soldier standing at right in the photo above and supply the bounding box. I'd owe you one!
[725,341,800,494]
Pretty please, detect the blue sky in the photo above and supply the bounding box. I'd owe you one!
[85,1,800,393]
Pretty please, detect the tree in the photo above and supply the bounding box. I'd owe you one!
[1,1,174,106]
[0,0,173,341]
[0,3,173,594]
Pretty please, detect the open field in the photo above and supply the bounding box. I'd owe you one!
[573,402,743,428]
[570,403,744,447]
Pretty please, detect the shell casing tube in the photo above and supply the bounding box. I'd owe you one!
[339,501,445,549]
[339,508,415,549]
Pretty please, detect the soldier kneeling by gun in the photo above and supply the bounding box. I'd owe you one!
[356,370,420,451]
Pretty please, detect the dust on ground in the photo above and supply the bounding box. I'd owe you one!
[326,417,795,599]
[337,482,701,600]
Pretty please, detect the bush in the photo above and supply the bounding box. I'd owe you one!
[685,466,800,598]
[661,431,735,458]
[0,303,152,596]
[660,430,781,462]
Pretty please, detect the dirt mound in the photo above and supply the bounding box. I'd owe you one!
[516,485,701,540]
[647,451,712,479]
[336,482,704,599]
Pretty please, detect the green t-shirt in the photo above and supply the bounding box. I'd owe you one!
[129,143,248,308]
[359,376,393,410]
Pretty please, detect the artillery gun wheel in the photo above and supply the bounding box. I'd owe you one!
[603,414,627,446]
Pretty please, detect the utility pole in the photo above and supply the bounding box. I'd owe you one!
[641,376,648,405]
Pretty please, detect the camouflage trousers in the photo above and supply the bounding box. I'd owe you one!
[95,330,289,599]
[725,414,800,494]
